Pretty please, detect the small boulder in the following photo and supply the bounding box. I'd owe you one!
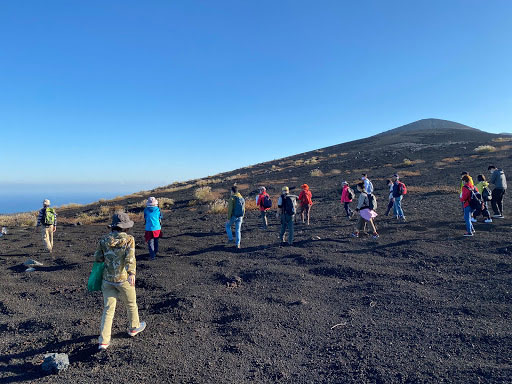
[312,236,321,241]
[42,353,69,374]
[23,259,43,267]
[25,267,36,272]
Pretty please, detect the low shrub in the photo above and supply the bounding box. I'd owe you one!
[194,186,215,202]
[474,145,496,153]
[310,169,324,177]
[158,197,175,209]
[0,213,36,227]
[208,199,228,214]
[492,137,512,143]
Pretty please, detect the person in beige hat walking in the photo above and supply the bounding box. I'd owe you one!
[36,199,57,257]
[94,212,146,350]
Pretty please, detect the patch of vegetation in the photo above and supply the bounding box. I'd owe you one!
[310,169,324,177]
[194,186,215,202]
[474,145,496,153]
[209,199,228,214]
[0,213,36,227]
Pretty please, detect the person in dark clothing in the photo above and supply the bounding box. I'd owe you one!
[488,165,507,218]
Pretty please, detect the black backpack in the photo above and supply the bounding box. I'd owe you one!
[262,195,272,209]
[368,193,377,211]
[464,186,481,210]
[482,187,492,201]
[347,188,355,200]
[283,195,296,215]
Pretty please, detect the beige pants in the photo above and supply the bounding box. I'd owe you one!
[355,216,376,233]
[99,280,140,344]
[42,225,54,253]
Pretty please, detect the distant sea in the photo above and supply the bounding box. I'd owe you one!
[0,183,159,214]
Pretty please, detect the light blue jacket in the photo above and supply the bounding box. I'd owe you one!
[144,206,162,231]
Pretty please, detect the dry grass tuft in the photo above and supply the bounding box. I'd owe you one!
[158,197,175,209]
[208,199,228,214]
[498,144,512,151]
[304,157,320,165]
[402,158,425,166]
[75,213,103,225]
[59,203,83,209]
[398,170,421,177]
[442,157,461,163]
[310,169,324,177]
[194,186,215,202]
[244,198,260,211]
[493,137,512,143]
[407,185,458,194]
[328,154,338,158]
[326,169,342,176]
[226,173,248,181]
[294,159,305,166]
[474,145,496,153]
[0,213,37,227]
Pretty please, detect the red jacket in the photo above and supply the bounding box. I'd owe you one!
[341,185,352,203]
[298,189,313,206]
[257,192,270,211]
[460,184,475,208]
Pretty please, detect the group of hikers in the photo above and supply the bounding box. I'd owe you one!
[30,164,506,350]
[459,165,507,236]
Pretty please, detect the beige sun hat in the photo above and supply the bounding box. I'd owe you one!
[43,199,50,206]
[147,197,158,207]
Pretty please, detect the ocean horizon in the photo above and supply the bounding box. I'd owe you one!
[0,183,161,214]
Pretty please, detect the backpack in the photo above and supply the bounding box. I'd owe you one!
[233,196,245,217]
[368,193,377,211]
[283,195,296,215]
[44,208,56,225]
[464,186,481,210]
[347,188,355,200]
[398,182,407,196]
[482,187,492,201]
[366,180,374,194]
[262,195,272,209]
[300,190,312,206]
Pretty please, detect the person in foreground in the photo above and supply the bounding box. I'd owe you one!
[351,182,379,239]
[460,175,476,237]
[144,197,162,260]
[94,212,146,350]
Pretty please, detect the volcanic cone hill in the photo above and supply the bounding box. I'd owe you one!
[1,119,511,383]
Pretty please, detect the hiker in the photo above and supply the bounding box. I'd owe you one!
[460,171,474,215]
[392,174,407,222]
[384,179,395,216]
[474,174,492,223]
[144,197,162,260]
[36,199,57,257]
[351,183,379,239]
[460,175,477,236]
[226,186,245,249]
[341,181,354,218]
[297,184,313,225]
[488,165,507,218]
[94,213,146,350]
[278,186,298,245]
[361,174,374,194]
[256,186,271,229]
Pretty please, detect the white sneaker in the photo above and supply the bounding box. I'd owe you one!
[470,218,477,223]
[484,219,492,223]
[98,343,110,350]
[492,214,503,218]
[128,321,146,337]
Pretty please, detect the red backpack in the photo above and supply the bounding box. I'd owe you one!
[398,182,407,195]
[300,190,313,205]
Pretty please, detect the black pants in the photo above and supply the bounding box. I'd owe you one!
[491,188,506,215]
[385,199,394,216]
[344,202,353,217]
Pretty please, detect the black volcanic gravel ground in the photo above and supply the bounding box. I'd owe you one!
[1,127,511,383]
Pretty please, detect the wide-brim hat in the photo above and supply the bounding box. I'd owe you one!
[147,197,158,207]
[109,212,134,229]
[282,186,289,193]
[43,199,50,206]
[342,181,348,185]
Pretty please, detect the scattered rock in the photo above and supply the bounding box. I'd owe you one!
[23,259,43,267]
[25,267,36,272]
[312,236,321,241]
[42,353,69,373]
[1,227,7,235]
[291,299,308,306]
[75,221,83,226]
[226,276,242,288]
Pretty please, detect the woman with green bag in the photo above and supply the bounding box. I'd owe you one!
[93,212,146,350]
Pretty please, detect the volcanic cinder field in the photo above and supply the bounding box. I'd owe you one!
[1,119,511,383]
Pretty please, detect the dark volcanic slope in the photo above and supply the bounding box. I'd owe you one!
[0,122,511,383]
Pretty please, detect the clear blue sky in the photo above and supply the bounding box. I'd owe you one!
[1,0,511,190]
